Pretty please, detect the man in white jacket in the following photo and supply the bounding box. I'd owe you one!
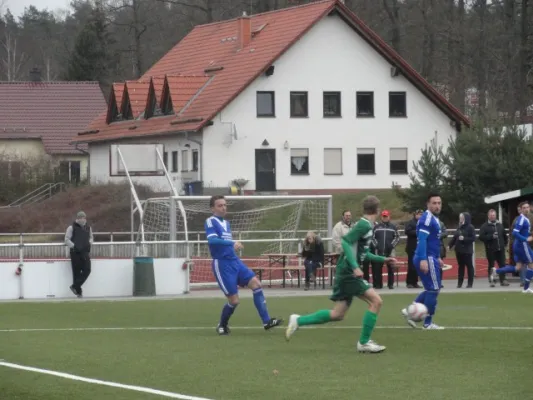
[331,210,353,253]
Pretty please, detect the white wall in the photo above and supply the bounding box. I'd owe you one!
[0,259,188,300]
[202,13,458,190]
[89,134,202,192]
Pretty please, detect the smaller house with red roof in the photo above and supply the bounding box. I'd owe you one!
[0,69,106,183]
[74,0,469,193]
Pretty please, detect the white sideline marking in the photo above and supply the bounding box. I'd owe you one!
[0,361,214,400]
[0,325,531,333]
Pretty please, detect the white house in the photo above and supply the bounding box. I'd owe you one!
[73,0,469,194]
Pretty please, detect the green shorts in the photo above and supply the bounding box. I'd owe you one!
[329,276,372,307]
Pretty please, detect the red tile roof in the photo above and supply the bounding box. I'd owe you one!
[76,0,469,144]
[0,81,106,153]
[166,75,211,113]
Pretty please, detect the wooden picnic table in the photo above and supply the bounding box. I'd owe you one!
[260,252,340,289]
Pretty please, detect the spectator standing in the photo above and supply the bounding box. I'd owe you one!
[372,210,400,289]
[65,211,93,298]
[448,212,476,288]
[404,210,423,288]
[509,206,527,286]
[331,210,352,253]
[479,209,509,287]
[301,231,325,291]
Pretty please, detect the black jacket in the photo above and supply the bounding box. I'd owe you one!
[448,212,476,255]
[405,218,418,253]
[479,220,508,253]
[301,237,325,265]
[71,222,92,254]
[373,221,400,256]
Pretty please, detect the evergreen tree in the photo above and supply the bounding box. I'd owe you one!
[394,138,448,215]
[65,5,114,84]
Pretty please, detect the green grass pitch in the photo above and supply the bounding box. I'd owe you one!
[0,292,530,400]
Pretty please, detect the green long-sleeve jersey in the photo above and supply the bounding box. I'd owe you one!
[337,217,386,278]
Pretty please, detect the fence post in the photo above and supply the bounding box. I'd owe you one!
[110,233,114,258]
[279,231,283,253]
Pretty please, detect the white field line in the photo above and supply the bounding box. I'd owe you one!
[0,361,215,400]
[0,325,532,333]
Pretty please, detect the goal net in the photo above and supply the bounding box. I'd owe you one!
[137,195,332,288]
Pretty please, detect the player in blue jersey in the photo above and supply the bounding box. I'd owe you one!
[205,195,283,335]
[401,193,445,330]
[492,201,533,294]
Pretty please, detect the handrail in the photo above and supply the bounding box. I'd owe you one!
[3,182,65,208]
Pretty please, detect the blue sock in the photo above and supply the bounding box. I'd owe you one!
[496,265,516,274]
[219,303,237,327]
[414,291,426,304]
[423,290,439,327]
[252,288,271,324]
[524,268,533,290]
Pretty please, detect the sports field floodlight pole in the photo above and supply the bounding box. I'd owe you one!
[155,148,191,292]
[116,147,145,255]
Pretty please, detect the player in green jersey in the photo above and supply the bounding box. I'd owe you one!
[285,195,397,353]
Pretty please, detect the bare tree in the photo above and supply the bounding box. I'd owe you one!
[1,31,28,81]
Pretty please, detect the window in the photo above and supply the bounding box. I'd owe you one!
[163,152,168,168]
[390,148,408,174]
[192,150,199,171]
[290,91,308,117]
[357,148,375,174]
[323,92,341,117]
[181,150,189,171]
[357,92,374,117]
[324,148,342,175]
[389,92,406,117]
[256,91,275,117]
[58,161,81,183]
[171,151,178,172]
[290,148,309,175]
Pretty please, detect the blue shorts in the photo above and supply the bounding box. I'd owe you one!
[212,258,255,296]
[414,256,441,291]
[513,242,533,264]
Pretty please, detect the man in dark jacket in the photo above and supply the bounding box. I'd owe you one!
[448,212,476,288]
[479,209,509,287]
[372,210,400,289]
[404,209,423,288]
[65,211,94,298]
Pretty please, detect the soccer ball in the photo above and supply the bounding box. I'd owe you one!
[406,302,428,322]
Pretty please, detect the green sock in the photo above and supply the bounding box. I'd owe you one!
[297,310,332,326]
[359,310,378,344]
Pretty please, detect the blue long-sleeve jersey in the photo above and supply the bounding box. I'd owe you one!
[204,216,237,260]
[513,215,531,242]
[414,210,441,260]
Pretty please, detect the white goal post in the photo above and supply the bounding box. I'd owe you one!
[137,195,333,289]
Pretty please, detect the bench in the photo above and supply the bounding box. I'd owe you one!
[253,265,336,289]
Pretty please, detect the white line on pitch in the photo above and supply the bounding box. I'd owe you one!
[0,325,531,333]
[0,361,214,400]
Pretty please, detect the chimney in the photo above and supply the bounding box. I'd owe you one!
[29,67,42,82]
[237,11,252,50]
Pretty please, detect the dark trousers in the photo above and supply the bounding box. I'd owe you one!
[487,250,506,283]
[303,259,319,284]
[70,251,91,293]
[372,260,394,288]
[406,251,419,286]
[456,252,474,287]
[362,259,371,282]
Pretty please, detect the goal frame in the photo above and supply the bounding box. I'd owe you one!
[169,194,334,254]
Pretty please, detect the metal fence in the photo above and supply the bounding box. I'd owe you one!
[0,229,490,261]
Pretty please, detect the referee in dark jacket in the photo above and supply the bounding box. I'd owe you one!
[65,211,93,298]
[404,210,423,288]
[479,209,509,287]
